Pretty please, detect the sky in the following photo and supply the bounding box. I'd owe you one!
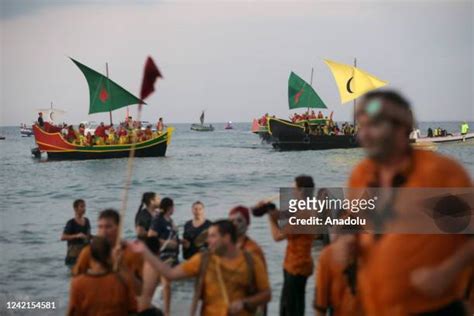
[0,0,473,125]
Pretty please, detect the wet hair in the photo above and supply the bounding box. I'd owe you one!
[192,200,204,208]
[98,209,120,225]
[211,219,237,244]
[73,199,85,209]
[159,197,174,214]
[295,175,314,188]
[90,236,112,271]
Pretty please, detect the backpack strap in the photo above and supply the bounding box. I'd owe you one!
[190,251,210,316]
[243,251,257,295]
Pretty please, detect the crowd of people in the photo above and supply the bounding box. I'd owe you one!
[257,111,357,136]
[61,91,473,316]
[37,113,166,146]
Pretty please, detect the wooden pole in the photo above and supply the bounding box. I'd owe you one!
[353,58,357,127]
[106,62,113,126]
[308,67,314,116]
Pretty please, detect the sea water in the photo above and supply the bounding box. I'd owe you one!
[0,122,473,315]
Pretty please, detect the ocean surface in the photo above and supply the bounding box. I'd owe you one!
[0,121,473,315]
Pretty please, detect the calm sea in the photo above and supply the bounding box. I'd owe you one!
[0,121,473,315]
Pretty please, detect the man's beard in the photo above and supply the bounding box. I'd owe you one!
[214,243,228,256]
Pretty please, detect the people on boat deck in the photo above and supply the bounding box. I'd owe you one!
[156,118,164,134]
[182,201,212,260]
[317,111,324,119]
[461,121,470,135]
[61,199,91,266]
[127,219,271,316]
[37,112,44,127]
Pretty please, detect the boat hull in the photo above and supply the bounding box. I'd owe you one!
[268,118,359,151]
[190,124,214,132]
[413,133,474,144]
[32,124,173,160]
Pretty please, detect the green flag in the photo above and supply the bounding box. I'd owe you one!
[288,72,327,109]
[71,58,144,114]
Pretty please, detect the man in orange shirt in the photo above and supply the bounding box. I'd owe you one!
[73,209,162,314]
[128,219,271,316]
[68,236,137,316]
[263,175,315,316]
[314,244,362,316]
[333,90,473,315]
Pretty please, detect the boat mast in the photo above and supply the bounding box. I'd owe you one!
[352,57,357,127]
[106,62,113,125]
[308,67,314,116]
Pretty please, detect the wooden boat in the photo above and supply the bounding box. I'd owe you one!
[32,123,173,160]
[32,58,172,160]
[190,111,214,131]
[413,133,474,144]
[268,118,358,151]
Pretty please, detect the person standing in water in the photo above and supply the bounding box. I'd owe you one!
[182,201,212,260]
[129,219,271,316]
[67,236,137,316]
[61,199,91,266]
[148,197,179,316]
[332,91,472,316]
[135,192,160,239]
[259,175,316,316]
[228,206,266,267]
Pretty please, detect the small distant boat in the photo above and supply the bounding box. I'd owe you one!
[412,133,474,144]
[20,126,33,137]
[225,121,233,130]
[191,111,214,132]
[0,136,5,140]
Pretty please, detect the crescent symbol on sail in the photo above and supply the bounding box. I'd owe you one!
[346,77,354,94]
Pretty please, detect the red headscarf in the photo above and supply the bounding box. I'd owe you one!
[229,205,250,226]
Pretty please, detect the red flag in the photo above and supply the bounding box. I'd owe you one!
[139,57,162,108]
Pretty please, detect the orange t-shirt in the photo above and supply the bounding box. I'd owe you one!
[68,272,137,316]
[241,236,267,269]
[72,245,143,279]
[284,234,314,276]
[348,149,472,315]
[314,245,362,316]
[181,251,270,316]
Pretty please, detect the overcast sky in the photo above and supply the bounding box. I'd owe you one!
[1,0,472,125]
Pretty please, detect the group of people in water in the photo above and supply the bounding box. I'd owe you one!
[37,112,165,146]
[60,90,473,316]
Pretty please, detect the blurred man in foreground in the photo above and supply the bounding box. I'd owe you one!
[333,90,472,315]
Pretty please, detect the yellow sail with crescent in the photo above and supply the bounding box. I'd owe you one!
[324,59,387,104]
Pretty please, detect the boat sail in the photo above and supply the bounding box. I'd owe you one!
[191,110,214,131]
[31,58,173,160]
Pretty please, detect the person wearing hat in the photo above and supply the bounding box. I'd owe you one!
[229,206,267,315]
[37,112,44,127]
[229,206,266,268]
[332,90,472,316]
